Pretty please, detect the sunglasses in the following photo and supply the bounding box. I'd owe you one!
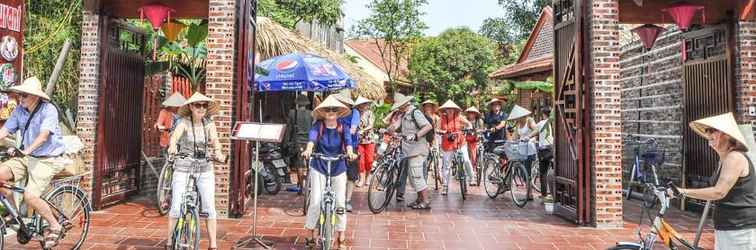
[705,128,717,134]
[18,93,28,99]
[323,107,340,113]
[192,103,208,109]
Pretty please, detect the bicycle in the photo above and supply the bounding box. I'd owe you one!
[156,160,173,216]
[482,140,532,208]
[625,137,665,206]
[169,153,225,250]
[424,146,441,191]
[308,153,346,250]
[367,134,408,214]
[530,142,554,195]
[0,151,92,249]
[609,182,704,250]
[471,130,489,186]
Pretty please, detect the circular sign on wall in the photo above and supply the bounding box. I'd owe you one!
[0,36,18,62]
[0,63,15,91]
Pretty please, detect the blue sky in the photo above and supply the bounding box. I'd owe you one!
[343,0,507,36]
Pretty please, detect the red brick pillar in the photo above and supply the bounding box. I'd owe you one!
[587,0,623,228]
[206,0,237,217]
[76,11,102,195]
[736,21,756,126]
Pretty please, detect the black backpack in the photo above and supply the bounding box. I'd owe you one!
[409,109,434,143]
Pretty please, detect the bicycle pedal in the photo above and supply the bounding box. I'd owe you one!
[335,207,345,215]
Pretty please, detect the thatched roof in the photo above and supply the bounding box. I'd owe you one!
[256,17,386,100]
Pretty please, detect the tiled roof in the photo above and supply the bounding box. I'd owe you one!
[490,7,554,79]
[488,56,552,79]
[344,39,410,81]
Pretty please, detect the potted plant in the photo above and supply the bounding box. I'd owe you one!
[544,195,555,214]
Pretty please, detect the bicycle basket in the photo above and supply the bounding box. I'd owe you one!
[642,148,666,167]
[501,142,528,161]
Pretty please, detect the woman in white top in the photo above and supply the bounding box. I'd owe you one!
[535,106,553,198]
[507,105,538,199]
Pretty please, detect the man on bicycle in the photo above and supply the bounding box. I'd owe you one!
[387,94,433,209]
[483,98,509,148]
[0,77,69,248]
[437,100,473,195]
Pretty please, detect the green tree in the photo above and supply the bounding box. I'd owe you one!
[259,0,344,29]
[354,0,428,94]
[24,0,82,116]
[408,27,497,106]
[494,0,549,42]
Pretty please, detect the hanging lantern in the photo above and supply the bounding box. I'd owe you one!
[662,2,705,31]
[632,24,666,50]
[162,21,186,42]
[139,3,174,31]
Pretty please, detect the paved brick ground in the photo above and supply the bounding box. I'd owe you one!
[3,185,714,249]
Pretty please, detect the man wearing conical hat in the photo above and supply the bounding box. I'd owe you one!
[672,113,756,249]
[285,94,313,195]
[154,92,186,153]
[484,97,509,142]
[386,93,433,209]
[0,77,68,248]
[438,100,474,195]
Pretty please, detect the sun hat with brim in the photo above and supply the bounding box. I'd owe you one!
[391,93,414,111]
[507,105,532,121]
[689,112,748,151]
[8,77,50,100]
[465,107,481,116]
[312,95,351,119]
[354,96,373,107]
[487,98,504,107]
[333,92,354,106]
[162,92,187,107]
[178,92,220,117]
[439,100,462,112]
[421,100,438,109]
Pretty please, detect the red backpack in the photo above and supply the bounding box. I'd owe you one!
[316,121,346,152]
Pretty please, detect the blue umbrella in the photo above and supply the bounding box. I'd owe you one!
[252,53,355,92]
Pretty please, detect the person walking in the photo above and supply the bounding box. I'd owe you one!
[354,96,374,187]
[387,93,433,209]
[534,105,553,198]
[438,100,473,195]
[672,113,756,250]
[301,95,357,250]
[285,94,313,194]
[464,107,485,186]
[155,92,186,155]
[166,92,226,250]
[333,93,360,212]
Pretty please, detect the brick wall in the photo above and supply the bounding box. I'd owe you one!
[587,0,623,228]
[735,21,756,128]
[76,11,101,196]
[620,28,683,186]
[206,0,237,217]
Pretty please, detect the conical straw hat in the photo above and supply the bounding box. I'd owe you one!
[312,95,351,119]
[333,91,354,106]
[465,107,481,116]
[439,100,461,112]
[507,105,532,121]
[354,96,373,106]
[487,98,504,106]
[421,99,438,109]
[689,112,748,151]
[162,92,187,107]
[178,92,220,117]
[8,77,49,100]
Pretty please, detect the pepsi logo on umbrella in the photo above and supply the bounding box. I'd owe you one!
[276,59,299,73]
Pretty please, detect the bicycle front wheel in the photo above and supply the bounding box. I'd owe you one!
[458,164,467,201]
[44,185,92,250]
[367,164,393,214]
[302,172,311,216]
[320,205,335,250]
[482,158,501,199]
[508,161,530,208]
[172,209,200,250]
[530,160,541,194]
[157,162,173,215]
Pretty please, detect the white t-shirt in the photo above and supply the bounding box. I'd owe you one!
[536,119,553,148]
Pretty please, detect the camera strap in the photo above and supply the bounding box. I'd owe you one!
[190,118,208,158]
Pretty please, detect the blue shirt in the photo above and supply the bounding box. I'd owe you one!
[484,111,508,141]
[3,102,65,157]
[308,121,353,176]
[338,108,360,148]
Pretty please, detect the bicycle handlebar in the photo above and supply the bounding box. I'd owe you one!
[309,153,346,162]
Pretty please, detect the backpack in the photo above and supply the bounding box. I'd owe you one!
[409,109,434,143]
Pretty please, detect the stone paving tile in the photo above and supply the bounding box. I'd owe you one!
[1,184,715,249]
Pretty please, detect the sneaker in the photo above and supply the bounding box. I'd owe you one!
[396,194,405,202]
[346,201,353,212]
[441,188,448,195]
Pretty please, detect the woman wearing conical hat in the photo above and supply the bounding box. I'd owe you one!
[167,92,225,250]
[464,106,485,185]
[672,113,756,249]
[353,96,375,188]
[301,95,357,249]
[438,100,474,195]
[155,92,186,153]
[507,104,538,200]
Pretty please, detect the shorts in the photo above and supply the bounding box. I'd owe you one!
[346,158,359,181]
[716,228,756,250]
[289,143,309,170]
[407,155,428,192]
[2,156,67,198]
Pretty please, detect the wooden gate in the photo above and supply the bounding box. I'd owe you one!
[552,0,591,224]
[682,24,735,210]
[93,19,146,209]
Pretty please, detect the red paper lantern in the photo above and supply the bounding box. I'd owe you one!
[632,24,666,50]
[139,3,175,30]
[662,2,705,31]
